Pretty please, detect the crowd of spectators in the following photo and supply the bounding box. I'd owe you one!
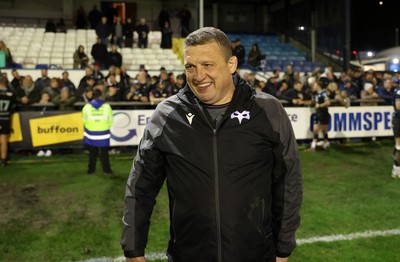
[241,65,397,107]
[1,65,187,111]
[1,63,395,113]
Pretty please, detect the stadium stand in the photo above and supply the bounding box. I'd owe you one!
[0,26,183,70]
[227,34,323,72]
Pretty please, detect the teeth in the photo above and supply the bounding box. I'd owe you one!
[197,83,211,88]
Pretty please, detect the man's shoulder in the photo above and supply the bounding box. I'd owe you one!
[253,91,286,115]
[254,90,281,103]
[154,95,181,114]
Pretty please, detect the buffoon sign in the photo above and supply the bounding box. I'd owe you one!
[29,113,84,147]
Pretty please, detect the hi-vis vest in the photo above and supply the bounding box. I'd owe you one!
[82,102,113,147]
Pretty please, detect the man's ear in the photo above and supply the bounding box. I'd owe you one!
[228,56,238,74]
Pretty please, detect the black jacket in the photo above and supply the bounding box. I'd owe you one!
[121,75,302,261]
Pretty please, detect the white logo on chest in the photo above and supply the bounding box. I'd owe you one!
[230,111,250,124]
[186,113,195,125]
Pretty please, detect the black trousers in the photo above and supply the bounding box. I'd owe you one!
[87,145,112,173]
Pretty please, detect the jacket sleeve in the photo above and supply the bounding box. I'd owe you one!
[107,104,113,128]
[120,113,167,258]
[270,100,302,258]
[82,104,88,125]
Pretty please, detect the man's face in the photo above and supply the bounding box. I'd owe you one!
[184,42,237,105]
[22,76,33,87]
[41,69,48,77]
[294,83,302,91]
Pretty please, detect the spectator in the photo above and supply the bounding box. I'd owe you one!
[61,71,76,96]
[168,73,186,95]
[95,79,108,96]
[161,21,173,49]
[377,79,394,105]
[242,71,249,83]
[360,82,379,106]
[106,74,122,100]
[91,38,108,69]
[82,88,113,176]
[38,91,51,105]
[78,75,96,98]
[340,79,359,100]
[73,45,89,69]
[79,86,94,103]
[136,18,150,48]
[96,16,112,46]
[104,65,117,82]
[56,18,67,33]
[123,18,135,48]
[259,80,267,92]
[247,72,259,88]
[282,65,295,88]
[105,85,120,102]
[149,75,159,92]
[107,45,122,68]
[281,80,304,106]
[159,70,172,90]
[276,81,289,99]
[52,87,76,110]
[352,69,364,95]
[177,4,192,37]
[112,16,124,48]
[43,77,62,99]
[45,19,57,33]
[10,69,22,91]
[136,70,151,96]
[77,66,93,95]
[158,7,170,30]
[92,62,105,83]
[14,75,40,107]
[168,72,176,86]
[119,65,131,93]
[88,5,101,29]
[247,43,262,68]
[0,41,14,68]
[74,5,88,29]
[149,80,170,102]
[326,82,349,107]
[363,70,375,86]
[232,39,245,67]
[272,69,282,82]
[34,68,50,93]
[126,80,149,102]
[35,90,56,111]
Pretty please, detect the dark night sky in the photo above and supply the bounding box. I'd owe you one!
[351,0,400,52]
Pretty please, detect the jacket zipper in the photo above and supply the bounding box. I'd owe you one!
[212,126,222,262]
[194,100,223,262]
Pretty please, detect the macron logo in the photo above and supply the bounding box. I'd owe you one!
[231,111,250,124]
[186,113,195,125]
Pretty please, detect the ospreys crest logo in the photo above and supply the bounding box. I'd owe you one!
[230,111,250,124]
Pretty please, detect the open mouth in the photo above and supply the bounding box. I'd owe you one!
[196,82,213,89]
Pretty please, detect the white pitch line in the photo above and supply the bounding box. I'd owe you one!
[83,228,400,262]
[297,228,400,245]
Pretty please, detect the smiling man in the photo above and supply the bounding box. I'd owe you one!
[121,27,302,262]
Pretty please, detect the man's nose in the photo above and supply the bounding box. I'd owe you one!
[193,67,206,82]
